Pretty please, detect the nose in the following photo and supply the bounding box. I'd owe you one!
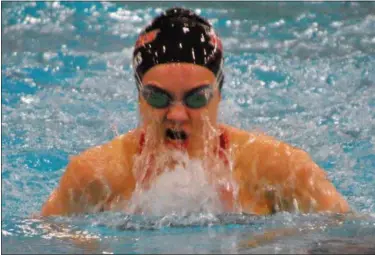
[166,102,189,123]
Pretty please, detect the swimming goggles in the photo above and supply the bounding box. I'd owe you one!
[141,84,213,109]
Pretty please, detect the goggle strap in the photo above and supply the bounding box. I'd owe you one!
[214,69,223,90]
[135,71,144,90]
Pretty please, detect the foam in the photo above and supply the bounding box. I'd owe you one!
[127,151,230,216]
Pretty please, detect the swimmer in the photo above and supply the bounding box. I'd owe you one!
[41,7,349,217]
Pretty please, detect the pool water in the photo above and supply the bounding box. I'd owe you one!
[2,1,375,254]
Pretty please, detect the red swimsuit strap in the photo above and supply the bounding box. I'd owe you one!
[219,127,229,151]
[217,127,230,167]
[138,131,146,154]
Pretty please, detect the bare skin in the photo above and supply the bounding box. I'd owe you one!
[41,64,349,217]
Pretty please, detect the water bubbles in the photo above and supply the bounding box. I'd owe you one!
[296,12,316,22]
[92,11,100,17]
[21,95,39,104]
[52,1,60,9]
[236,95,251,107]
[154,8,163,14]
[251,24,259,33]
[270,19,285,28]
[43,51,58,61]
[23,15,41,25]
[331,21,343,28]
[233,20,241,26]
[128,148,238,216]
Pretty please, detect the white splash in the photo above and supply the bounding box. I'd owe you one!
[127,151,228,216]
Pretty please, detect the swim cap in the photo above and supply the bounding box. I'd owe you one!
[133,7,224,90]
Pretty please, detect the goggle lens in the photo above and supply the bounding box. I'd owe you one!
[141,85,213,109]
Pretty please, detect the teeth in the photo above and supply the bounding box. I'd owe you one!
[166,129,187,140]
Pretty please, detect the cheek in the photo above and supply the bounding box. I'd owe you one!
[139,100,166,123]
[188,106,218,126]
[188,110,205,124]
[205,97,220,121]
[188,94,220,125]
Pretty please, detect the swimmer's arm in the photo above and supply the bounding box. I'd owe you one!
[41,158,100,217]
[279,147,350,214]
[237,134,350,214]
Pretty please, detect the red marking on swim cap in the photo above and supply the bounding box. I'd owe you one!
[209,30,223,52]
[135,29,160,49]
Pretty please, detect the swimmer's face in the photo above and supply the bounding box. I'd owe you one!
[138,63,221,150]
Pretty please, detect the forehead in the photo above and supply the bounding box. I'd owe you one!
[141,63,216,90]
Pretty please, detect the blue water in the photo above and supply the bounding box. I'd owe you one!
[2,1,375,254]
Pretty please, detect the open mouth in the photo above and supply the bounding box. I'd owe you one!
[165,128,188,141]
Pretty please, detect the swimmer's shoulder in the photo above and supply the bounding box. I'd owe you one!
[41,130,142,216]
[222,124,318,176]
[75,128,140,158]
[66,128,142,179]
[222,124,350,213]
[221,124,284,152]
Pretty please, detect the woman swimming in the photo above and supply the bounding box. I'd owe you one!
[41,7,349,217]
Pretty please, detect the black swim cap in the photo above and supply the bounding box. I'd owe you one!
[133,7,224,90]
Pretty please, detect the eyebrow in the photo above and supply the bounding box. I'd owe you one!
[183,85,212,99]
[142,85,173,98]
[143,84,212,99]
